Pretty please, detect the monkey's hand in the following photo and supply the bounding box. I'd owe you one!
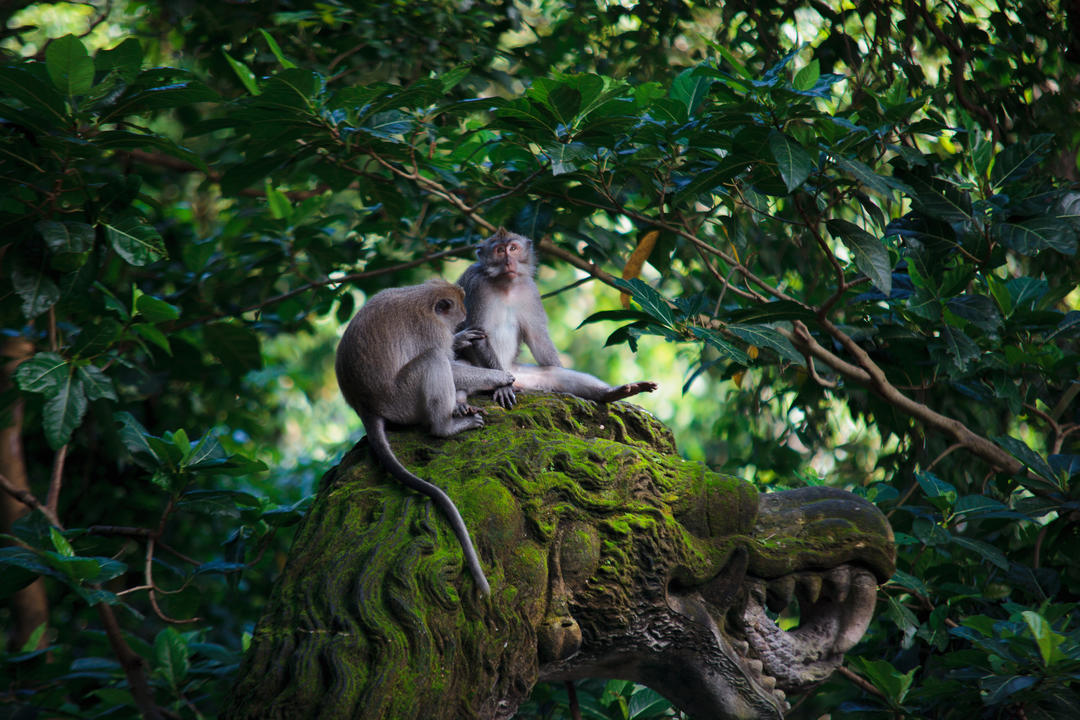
[452,327,487,353]
[492,383,517,408]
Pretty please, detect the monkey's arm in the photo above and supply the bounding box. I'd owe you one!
[453,327,487,355]
[520,305,562,367]
[454,328,505,370]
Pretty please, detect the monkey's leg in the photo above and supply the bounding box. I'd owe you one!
[511,365,658,403]
[394,350,484,436]
[451,360,513,392]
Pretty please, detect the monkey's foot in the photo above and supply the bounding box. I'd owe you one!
[454,403,484,417]
[493,384,517,408]
[601,381,659,402]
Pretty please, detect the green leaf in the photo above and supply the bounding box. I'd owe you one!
[769,131,813,191]
[37,220,93,255]
[578,309,655,327]
[941,326,980,370]
[44,369,87,448]
[265,181,292,220]
[19,622,48,653]
[93,130,207,171]
[982,675,1038,705]
[711,44,752,79]
[901,174,972,222]
[915,471,957,502]
[78,365,117,402]
[259,29,296,69]
[995,435,1060,489]
[889,569,929,596]
[946,294,1002,333]
[132,324,172,354]
[1046,311,1080,341]
[223,51,260,95]
[14,352,68,395]
[691,327,751,364]
[543,142,590,176]
[848,657,915,706]
[727,324,804,365]
[438,65,470,93]
[104,217,167,266]
[827,219,892,296]
[95,37,143,81]
[612,279,675,326]
[260,496,313,527]
[43,552,104,582]
[50,527,74,557]
[1021,610,1064,667]
[670,66,713,119]
[723,301,817,324]
[627,686,675,717]
[10,263,60,320]
[114,412,161,471]
[134,293,180,323]
[990,134,1053,187]
[0,65,66,122]
[994,216,1077,256]
[951,535,1008,570]
[154,627,190,688]
[46,34,93,96]
[183,433,226,470]
[793,59,821,91]
[834,155,908,197]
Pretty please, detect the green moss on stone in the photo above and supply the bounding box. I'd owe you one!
[225,392,894,720]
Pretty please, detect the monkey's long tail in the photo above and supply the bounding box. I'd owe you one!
[362,415,491,596]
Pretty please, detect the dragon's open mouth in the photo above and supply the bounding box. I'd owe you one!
[728,564,879,707]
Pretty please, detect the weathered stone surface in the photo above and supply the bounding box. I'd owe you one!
[225,393,895,720]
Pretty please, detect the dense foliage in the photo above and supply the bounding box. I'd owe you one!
[1,1,1079,718]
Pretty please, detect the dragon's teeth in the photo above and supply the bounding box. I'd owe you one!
[798,573,823,604]
[766,575,796,611]
[825,566,852,602]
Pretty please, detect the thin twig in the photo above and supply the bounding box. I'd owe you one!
[145,537,200,624]
[0,472,63,528]
[46,444,67,517]
[838,665,886,699]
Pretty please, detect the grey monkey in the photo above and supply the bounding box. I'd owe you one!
[457,228,658,407]
[335,279,515,595]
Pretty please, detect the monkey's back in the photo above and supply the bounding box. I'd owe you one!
[335,282,460,419]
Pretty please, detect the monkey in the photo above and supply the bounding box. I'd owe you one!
[456,228,658,406]
[335,279,516,595]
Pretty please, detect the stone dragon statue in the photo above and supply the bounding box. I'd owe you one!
[226,394,895,720]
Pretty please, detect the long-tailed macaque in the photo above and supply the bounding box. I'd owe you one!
[457,228,658,406]
[335,279,515,595]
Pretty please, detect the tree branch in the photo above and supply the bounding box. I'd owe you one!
[98,603,165,720]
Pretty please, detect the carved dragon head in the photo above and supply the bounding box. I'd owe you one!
[226,394,895,720]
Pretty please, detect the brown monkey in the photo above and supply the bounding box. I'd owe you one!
[335,279,515,595]
[457,228,658,406]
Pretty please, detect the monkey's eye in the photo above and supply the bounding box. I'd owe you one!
[508,242,520,253]
[494,246,506,255]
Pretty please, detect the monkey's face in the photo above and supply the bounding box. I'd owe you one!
[483,235,529,280]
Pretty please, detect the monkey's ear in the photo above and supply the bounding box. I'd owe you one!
[434,297,456,315]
